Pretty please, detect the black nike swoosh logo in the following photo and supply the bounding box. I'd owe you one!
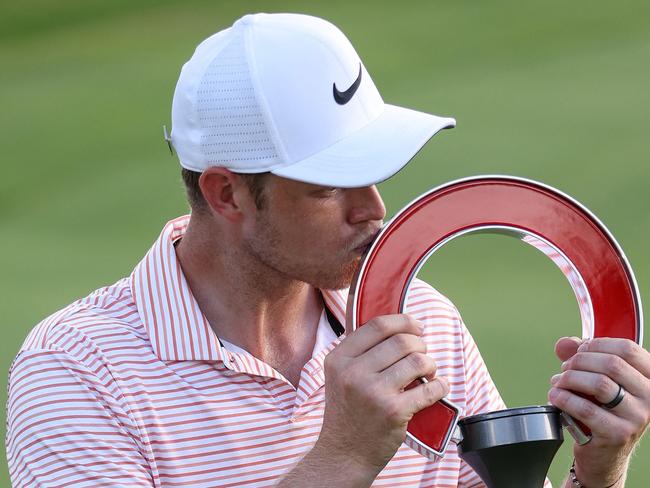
[333,63,362,105]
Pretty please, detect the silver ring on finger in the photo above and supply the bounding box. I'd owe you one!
[601,383,625,410]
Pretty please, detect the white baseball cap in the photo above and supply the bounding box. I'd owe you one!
[169,13,455,188]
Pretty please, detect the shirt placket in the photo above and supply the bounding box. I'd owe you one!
[291,339,341,417]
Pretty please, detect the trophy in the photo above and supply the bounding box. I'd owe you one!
[347,176,643,487]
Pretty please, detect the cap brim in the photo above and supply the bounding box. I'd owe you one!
[271,104,455,188]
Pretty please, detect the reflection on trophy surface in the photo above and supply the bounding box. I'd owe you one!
[349,176,643,488]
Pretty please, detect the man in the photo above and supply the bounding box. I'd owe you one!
[6,13,649,488]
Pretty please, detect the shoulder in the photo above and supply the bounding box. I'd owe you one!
[403,278,461,321]
[6,278,154,488]
[18,277,148,365]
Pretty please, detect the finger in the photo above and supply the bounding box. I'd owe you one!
[400,377,450,416]
[548,387,633,443]
[380,352,437,391]
[551,370,629,407]
[578,338,650,378]
[359,333,427,373]
[423,371,437,382]
[555,336,584,362]
[562,351,650,398]
[341,314,422,357]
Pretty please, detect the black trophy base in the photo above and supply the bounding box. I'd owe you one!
[457,406,564,488]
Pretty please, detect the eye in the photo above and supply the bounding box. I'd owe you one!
[317,187,339,197]
[308,185,341,198]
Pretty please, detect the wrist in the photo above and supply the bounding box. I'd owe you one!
[311,434,385,483]
[569,459,626,488]
[279,436,382,488]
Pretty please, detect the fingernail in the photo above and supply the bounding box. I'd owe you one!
[561,361,569,371]
[577,340,590,352]
[550,374,561,385]
[548,388,559,402]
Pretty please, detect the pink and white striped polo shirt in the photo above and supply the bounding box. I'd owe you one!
[7,215,515,487]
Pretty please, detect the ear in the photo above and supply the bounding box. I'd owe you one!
[199,168,252,222]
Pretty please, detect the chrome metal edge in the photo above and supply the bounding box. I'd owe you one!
[348,175,642,460]
[404,397,462,458]
[352,175,642,346]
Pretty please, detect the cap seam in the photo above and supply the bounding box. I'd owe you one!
[267,27,384,159]
[174,30,235,170]
[279,24,381,122]
[242,20,291,167]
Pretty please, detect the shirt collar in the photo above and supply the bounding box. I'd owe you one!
[219,308,339,358]
[131,216,349,362]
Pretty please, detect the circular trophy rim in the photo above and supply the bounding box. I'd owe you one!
[349,175,642,342]
[346,174,644,459]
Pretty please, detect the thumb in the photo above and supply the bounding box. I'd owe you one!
[554,336,584,362]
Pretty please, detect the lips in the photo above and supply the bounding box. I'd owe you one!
[353,229,380,254]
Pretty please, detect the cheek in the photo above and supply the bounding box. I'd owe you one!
[288,214,341,245]
[303,225,350,257]
[265,201,351,258]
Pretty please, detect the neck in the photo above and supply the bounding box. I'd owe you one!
[175,216,323,386]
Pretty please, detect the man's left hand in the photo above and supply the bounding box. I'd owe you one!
[549,336,650,487]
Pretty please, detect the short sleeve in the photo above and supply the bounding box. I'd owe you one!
[6,350,154,488]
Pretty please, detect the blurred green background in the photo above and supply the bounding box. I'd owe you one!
[1,0,648,486]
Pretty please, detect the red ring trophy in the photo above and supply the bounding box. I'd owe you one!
[347,176,643,488]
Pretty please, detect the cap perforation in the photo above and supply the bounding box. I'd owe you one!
[171,13,452,179]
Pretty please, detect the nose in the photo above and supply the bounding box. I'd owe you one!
[347,185,386,225]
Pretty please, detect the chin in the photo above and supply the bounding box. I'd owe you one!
[310,260,359,291]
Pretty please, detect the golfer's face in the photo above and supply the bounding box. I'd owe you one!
[244,175,386,289]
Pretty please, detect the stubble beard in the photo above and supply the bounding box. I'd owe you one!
[243,217,360,292]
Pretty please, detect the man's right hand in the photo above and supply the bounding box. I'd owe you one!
[317,314,449,477]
